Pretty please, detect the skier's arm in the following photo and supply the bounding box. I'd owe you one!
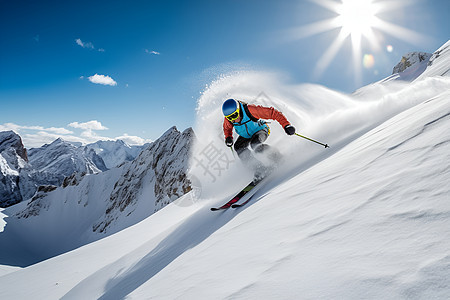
[248,105,291,128]
[223,117,234,139]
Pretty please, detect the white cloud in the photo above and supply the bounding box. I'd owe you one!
[80,129,103,139]
[68,120,110,143]
[145,49,160,55]
[0,123,31,133]
[0,123,73,135]
[0,123,76,148]
[46,127,74,134]
[1,122,151,148]
[75,38,95,49]
[115,134,152,145]
[75,38,105,52]
[88,74,117,86]
[68,120,108,131]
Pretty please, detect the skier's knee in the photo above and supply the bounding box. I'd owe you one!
[254,143,270,153]
[236,147,250,159]
[250,131,268,150]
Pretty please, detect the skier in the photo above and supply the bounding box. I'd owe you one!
[222,98,295,180]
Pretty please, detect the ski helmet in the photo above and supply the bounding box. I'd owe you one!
[222,99,239,116]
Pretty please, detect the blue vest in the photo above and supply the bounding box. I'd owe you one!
[232,103,268,139]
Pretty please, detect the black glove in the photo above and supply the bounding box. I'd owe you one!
[225,136,233,147]
[284,125,295,135]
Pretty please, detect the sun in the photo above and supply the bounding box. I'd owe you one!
[336,0,378,38]
[285,0,428,86]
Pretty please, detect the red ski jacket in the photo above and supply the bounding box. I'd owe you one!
[223,104,291,139]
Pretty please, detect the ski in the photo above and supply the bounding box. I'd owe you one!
[231,195,254,208]
[230,169,275,209]
[210,180,260,211]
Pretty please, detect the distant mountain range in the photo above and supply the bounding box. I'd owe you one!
[0,132,149,207]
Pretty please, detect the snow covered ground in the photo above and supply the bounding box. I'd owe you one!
[0,41,449,299]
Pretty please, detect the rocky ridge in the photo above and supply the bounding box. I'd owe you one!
[0,131,28,207]
[392,52,432,74]
[93,126,194,233]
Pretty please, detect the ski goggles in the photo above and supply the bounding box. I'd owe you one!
[225,107,240,122]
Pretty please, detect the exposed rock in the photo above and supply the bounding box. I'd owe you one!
[0,131,28,162]
[93,127,195,233]
[62,172,86,188]
[16,185,58,218]
[393,52,432,74]
[0,131,28,207]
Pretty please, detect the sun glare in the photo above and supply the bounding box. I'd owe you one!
[286,0,429,86]
[336,0,377,37]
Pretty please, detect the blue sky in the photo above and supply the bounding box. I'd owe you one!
[1,0,449,147]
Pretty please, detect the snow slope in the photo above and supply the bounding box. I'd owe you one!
[131,90,450,300]
[0,41,449,299]
[354,40,449,98]
[389,52,432,81]
[416,40,450,79]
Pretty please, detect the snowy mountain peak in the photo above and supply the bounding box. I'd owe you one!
[0,131,28,162]
[113,139,127,146]
[84,139,148,169]
[51,137,65,144]
[393,52,432,74]
[46,137,75,149]
[0,131,28,207]
[28,138,104,176]
[160,126,179,140]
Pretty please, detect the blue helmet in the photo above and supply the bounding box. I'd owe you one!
[222,99,239,116]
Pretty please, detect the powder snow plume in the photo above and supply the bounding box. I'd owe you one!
[189,70,450,199]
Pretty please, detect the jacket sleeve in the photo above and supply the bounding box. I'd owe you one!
[247,105,291,128]
[223,117,234,139]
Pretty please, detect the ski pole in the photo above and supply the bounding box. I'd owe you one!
[294,133,330,148]
[230,146,236,158]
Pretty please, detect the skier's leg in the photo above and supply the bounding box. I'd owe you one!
[246,130,272,180]
[234,136,251,158]
[234,136,262,172]
[251,130,279,159]
[250,130,269,151]
[251,130,282,172]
